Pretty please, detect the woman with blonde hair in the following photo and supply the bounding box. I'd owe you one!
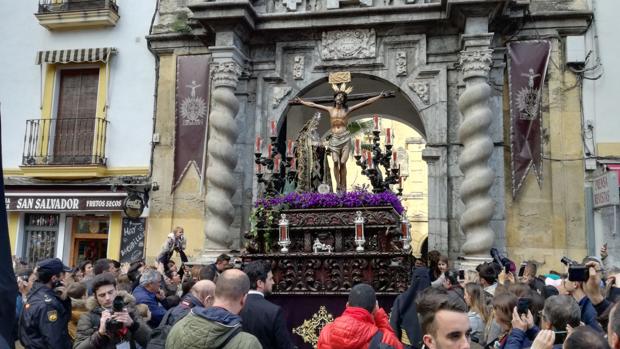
[464,283,490,344]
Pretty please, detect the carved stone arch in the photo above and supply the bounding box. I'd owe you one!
[280,73,429,139]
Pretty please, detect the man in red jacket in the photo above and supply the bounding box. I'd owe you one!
[318,284,404,349]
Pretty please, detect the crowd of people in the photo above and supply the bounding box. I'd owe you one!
[10,226,620,349]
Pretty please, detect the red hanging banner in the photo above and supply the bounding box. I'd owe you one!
[508,41,551,198]
[173,55,210,191]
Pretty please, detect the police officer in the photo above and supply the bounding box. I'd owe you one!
[19,258,72,349]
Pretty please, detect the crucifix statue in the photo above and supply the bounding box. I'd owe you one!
[289,72,394,192]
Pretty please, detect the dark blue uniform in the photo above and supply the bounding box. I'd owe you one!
[19,282,72,349]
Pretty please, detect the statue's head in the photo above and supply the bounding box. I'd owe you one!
[333,91,348,107]
[331,82,352,108]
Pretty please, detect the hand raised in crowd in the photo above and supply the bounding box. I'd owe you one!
[498,270,507,285]
[600,243,608,260]
[112,309,134,328]
[531,330,555,349]
[506,271,516,284]
[120,262,130,275]
[511,307,534,332]
[98,310,112,336]
[584,261,604,304]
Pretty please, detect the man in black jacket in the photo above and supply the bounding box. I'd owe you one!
[19,258,73,349]
[390,267,431,349]
[240,261,295,349]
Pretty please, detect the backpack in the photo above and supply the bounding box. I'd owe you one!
[146,309,174,349]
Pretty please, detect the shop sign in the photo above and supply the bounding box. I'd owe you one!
[593,172,620,208]
[4,194,126,212]
[122,193,145,219]
[120,217,146,263]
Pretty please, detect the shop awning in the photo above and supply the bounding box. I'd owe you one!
[35,47,117,65]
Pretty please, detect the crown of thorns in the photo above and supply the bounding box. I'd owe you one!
[331,83,353,95]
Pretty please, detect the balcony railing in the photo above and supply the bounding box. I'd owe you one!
[38,0,118,14]
[22,117,109,166]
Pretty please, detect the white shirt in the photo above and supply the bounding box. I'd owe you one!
[248,290,264,297]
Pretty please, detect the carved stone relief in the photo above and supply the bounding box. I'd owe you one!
[321,29,376,60]
[396,51,407,76]
[459,49,493,78]
[293,55,304,80]
[326,0,372,9]
[272,86,292,109]
[409,81,430,105]
[283,0,302,11]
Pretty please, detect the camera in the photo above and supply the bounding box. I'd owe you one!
[561,257,589,282]
[490,248,513,274]
[105,296,126,332]
[517,297,530,316]
[518,263,527,278]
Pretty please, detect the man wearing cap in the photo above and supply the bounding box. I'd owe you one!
[19,258,73,349]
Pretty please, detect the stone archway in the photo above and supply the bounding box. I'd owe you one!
[266,69,448,254]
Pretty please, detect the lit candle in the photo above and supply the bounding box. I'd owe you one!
[373,115,379,131]
[386,128,392,145]
[354,138,361,156]
[287,139,293,157]
[255,136,262,154]
[270,120,277,137]
[289,158,296,171]
[280,224,287,241]
[392,151,398,169]
[401,219,409,239]
[267,144,273,159]
[356,223,364,241]
[273,155,281,173]
[256,163,263,174]
[366,150,373,168]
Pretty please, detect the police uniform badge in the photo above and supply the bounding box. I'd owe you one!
[47,310,58,322]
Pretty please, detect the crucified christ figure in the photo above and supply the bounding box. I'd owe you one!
[291,84,390,192]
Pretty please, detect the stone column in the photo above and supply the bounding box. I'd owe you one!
[457,33,496,262]
[204,60,242,251]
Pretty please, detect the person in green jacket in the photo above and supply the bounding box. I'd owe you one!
[166,269,262,349]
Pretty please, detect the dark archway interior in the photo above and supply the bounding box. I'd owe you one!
[283,74,426,140]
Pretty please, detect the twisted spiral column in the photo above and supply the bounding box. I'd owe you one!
[204,61,242,250]
[457,36,496,258]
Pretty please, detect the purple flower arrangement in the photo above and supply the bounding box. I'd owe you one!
[254,189,404,214]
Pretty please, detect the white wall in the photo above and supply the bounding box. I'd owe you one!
[583,0,620,146]
[0,0,156,168]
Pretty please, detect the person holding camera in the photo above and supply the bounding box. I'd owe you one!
[74,273,151,349]
[563,268,605,333]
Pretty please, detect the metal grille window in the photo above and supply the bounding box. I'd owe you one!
[24,214,60,265]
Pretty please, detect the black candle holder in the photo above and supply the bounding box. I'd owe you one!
[354,130,402,194]
[255,136,297,197]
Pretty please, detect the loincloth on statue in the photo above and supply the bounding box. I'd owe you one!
[328,130,351,154]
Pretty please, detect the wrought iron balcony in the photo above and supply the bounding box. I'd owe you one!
[22,117,109,166]
[38,0,118,13]
[36,0,119,30]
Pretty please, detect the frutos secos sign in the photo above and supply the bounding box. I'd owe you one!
[5,193,126,212]
[593,171,620,208]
